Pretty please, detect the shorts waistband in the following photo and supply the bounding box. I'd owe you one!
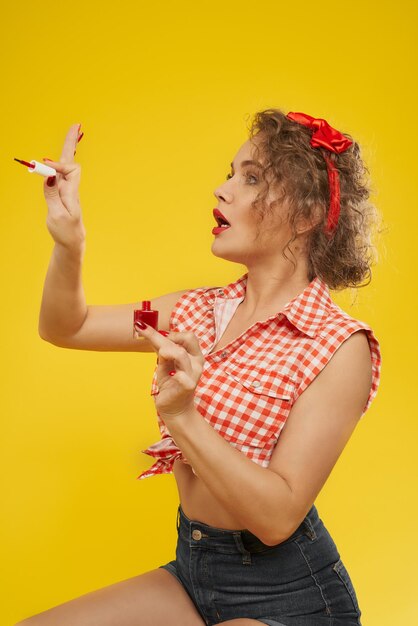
[176,503,319,550]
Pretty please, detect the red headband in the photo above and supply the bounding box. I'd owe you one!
[286,111,353,237]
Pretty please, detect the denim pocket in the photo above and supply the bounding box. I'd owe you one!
[332,558,362,617]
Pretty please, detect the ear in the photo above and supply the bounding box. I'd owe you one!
[295,205,323,236]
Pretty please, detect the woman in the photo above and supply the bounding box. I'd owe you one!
[17,109,381,626]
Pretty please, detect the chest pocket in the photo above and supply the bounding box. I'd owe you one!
[216,362,296,448]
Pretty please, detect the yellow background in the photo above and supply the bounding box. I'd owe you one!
[1,1,416,623]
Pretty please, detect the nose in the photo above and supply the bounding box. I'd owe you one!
[214,182,232,204]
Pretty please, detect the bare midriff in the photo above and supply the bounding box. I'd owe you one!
[171,304,277,530]
[173,459,248,529]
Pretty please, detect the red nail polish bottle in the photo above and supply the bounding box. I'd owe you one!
[133,301,159,338]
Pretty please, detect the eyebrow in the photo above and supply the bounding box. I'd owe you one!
[230,159,263,169]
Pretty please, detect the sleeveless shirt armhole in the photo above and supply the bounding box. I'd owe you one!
[361,326,382,417]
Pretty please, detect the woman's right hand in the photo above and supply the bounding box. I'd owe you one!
[43,124,86,251]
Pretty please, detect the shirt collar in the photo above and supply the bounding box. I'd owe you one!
[203,273,333,339]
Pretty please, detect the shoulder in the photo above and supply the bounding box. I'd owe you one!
[322,304,382,392]
[169,284,219,330]
[325,305,382,410]
[323,301,376,341]
[292,300,382,416]
[322,329,372,395]
[170,285,215,310]
[302,329,372,414]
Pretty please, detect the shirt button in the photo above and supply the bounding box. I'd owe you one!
[251,381,261,388]
[218,290,224,295]
[192,529,202,540]
[221,351,228,358]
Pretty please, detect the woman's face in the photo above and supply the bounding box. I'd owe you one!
[212,136,293,268]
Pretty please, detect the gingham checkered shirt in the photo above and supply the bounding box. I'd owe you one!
[137,273,382,480]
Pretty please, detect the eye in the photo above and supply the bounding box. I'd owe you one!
[225,170,258,184]
[246,172,258,184]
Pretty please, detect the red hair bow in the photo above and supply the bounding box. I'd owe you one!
[286,111,353,237]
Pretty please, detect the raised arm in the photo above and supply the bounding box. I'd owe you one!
[40,288,189,352]
[38,124,189,352]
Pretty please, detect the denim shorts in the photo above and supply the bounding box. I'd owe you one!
[159,504,362,626]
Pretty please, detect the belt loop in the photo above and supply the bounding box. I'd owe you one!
[303,508,317,541]
[176,505,181,532]
[233,532,252,565]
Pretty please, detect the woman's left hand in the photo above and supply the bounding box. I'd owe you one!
[134,323,205,420]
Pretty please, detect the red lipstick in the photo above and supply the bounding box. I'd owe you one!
[212,208,231,235]
[212,226,231,235]
[213,208,231,225]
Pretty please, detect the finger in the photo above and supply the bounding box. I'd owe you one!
[42,159,81,179]
[134,325,196,358]
[73,130,84,156]
[157,344,194,379]
[42,162,82,216]
[133,323,167,350]
[165,331,205,363]
[59,124,81,163]
[161,368,196,392]
[134,324,194,376]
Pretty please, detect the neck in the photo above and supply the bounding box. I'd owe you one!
[240,264,312,318]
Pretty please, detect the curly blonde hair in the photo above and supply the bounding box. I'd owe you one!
[246,108,383,291]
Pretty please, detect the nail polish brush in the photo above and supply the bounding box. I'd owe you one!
[14,129,84,177]
[14,158,57,177]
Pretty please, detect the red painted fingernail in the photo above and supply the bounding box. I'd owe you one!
[134,320,147,330]
[46,176,56,187]
[43,158,54,161]
[169,371,176,376]
[158,330,169,336]
[77,132,84,143]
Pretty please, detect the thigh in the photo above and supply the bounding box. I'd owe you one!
[15,568,206,626]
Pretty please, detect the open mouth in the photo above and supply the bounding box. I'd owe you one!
[212,208,231,235]
[215,219,231,228]
[213,209,231,228]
